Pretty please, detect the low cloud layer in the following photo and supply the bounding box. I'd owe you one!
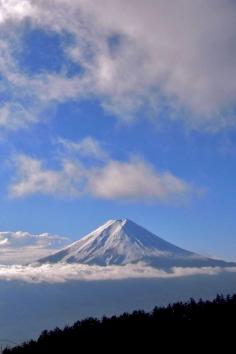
[0,231,70,264]
[0,263,235,283]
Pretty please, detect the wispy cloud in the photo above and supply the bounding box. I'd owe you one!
[0,230,70,264]
[9,154,84,198]
[0,263,235,283]
[0,103,36,131]
[9,140,195,203]
[0,1,236,130]
[57,137,109,161]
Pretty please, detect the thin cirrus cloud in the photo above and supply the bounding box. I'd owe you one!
[0,230,70,265]
[9,137,194,203]
[0,1,236,130]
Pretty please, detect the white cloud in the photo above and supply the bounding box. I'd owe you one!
[9,151,194,203]
[58,136,108,161]
[10,154,84,198]
[0,103,36,130]
[88,158,190,202]
[0,0,236,130]
[0,0,34,24]
[0,230,70,264]
[0,263,235,283]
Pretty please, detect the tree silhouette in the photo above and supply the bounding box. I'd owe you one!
[3,294,236,353]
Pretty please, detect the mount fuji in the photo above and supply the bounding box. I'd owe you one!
[39,219,235,268]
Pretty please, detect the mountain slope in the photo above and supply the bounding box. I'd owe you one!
[39,219,235,268]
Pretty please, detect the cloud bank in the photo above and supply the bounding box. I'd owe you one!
[0,0,236,130]
[0,230,70,264]
[0,263,235,283]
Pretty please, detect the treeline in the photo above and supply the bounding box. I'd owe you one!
[3,294,236,353]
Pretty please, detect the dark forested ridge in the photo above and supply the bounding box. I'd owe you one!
[3,294,236,353]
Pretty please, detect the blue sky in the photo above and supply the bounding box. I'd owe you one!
[0,0,236,262]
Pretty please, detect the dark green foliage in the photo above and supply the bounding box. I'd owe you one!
[3,294,236,353]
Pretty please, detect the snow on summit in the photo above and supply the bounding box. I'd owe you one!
[39,219,235,268]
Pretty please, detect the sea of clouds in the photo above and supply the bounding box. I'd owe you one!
[0,263,236,283]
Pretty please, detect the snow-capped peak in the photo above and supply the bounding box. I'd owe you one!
[38,219,233,268]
